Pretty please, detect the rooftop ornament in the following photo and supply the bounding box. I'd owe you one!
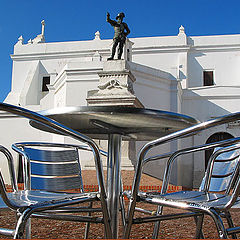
[179,25,185,35]
[31,20,46,44]
[94,31,101,40]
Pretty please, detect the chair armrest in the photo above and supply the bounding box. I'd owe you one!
[0,146,17,192]
[131,112,240,206]
[160,137,240,194]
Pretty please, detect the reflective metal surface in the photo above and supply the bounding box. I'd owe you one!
[124,110,240,239]
[0,103,112,239]
[30,106,199,140]
[16,145,82,191]
[12,142,111,238]
[200,146,240,192]
[7,190,98,207]
[29,106,199,238]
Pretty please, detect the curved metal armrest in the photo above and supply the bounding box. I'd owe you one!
[0,146,17,192]
[0,146,18,210]
[161,137,240,194]
[12,142,108,157]
[142,137,240,194]
[130,111,240,205]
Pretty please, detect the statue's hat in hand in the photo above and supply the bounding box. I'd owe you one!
[116,12,125,19]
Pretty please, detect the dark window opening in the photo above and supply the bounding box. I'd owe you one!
[203,71,214,86]
[205,132,234,170]
[42,76,50,92]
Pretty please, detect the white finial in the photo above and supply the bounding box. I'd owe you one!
[41,20,45,36]
[94,31,101,40]
[179,25,185,34]
[92,51,102,61]
[32,20,45,43]
[15,35,24,46]
[18,35,24,44]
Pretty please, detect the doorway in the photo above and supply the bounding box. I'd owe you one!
[205,132,233,170]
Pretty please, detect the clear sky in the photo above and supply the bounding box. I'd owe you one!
[0,0,239,102]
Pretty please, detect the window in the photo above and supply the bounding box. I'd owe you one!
[42,76,50,92]
[203,71,214,86]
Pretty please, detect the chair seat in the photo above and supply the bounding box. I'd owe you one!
[7,190,99,208]
[137,191,240,210]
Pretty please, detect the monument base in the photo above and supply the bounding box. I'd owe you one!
[87,60,144,108]
[87,90,144,108]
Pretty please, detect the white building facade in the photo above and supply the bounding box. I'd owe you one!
[2,25,240,188]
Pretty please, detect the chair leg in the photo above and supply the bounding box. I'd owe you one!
[194,214,204,239]
[207,208,228,239]
[119,192,126,228]
[101,199,112,239]
[14,209,33,239]
[124,197,137,239]
[224,211,237,239]
[84,202,92,239]
[24,218,31,239]
[152,206,163,239]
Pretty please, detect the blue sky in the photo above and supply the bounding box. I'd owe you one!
[0,0,239,102]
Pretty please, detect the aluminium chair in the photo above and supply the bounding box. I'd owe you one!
[0,145,18,237]
[12,142,108,239]
[0,102,112,239]
[124,111,240,239]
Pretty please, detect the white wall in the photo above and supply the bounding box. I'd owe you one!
[2,32,240,187]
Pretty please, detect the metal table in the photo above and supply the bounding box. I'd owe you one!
[30,106,198,238]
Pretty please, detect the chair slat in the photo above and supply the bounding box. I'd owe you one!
[31,162,80,176]
[24,147,79,162]
[31,176,81,191]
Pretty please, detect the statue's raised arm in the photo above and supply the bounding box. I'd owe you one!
[106,12,110,21]
[106,12,130,60]
[106,12,117,26]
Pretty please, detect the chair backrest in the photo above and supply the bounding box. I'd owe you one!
[200,144,240,193]
[13,143,86,192]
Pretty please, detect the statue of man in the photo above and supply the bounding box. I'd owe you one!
[107,12,130,60]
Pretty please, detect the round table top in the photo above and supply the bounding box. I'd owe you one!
[30,106,199,141]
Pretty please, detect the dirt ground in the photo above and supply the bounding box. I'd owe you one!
[1,204,240,239]
[1,170,239,239]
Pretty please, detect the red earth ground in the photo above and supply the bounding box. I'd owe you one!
[0,170,239,239]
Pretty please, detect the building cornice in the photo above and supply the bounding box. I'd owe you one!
[183,85,240,100]
[53,66,103,92]
[11,49,110,61]
[186,85,240,91]
[184,94,240,100]
[189,44,240,52]
[11,44,240,62]
[132,45,190,54]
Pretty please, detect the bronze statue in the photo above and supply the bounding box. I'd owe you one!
[107,12,130,60]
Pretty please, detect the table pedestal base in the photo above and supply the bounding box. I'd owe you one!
[107,134,122,238]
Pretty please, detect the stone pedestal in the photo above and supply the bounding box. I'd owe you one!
[86,60,143,170]
[87,60,144,108]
